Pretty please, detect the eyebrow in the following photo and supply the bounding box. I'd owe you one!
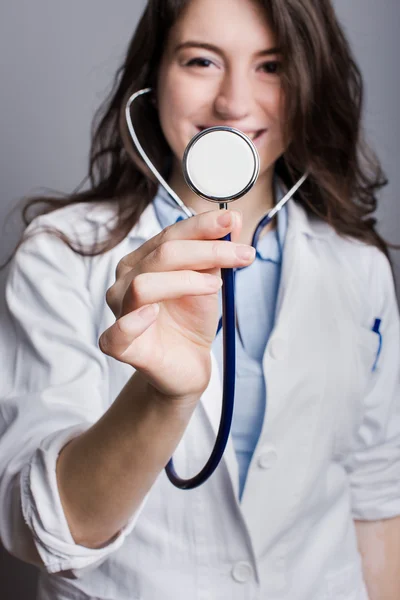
[174,41,281,57]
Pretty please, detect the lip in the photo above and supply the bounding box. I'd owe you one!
[196,125,267,143]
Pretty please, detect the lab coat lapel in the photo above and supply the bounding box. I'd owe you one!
[240,201,339,551]
[198,199,325,501]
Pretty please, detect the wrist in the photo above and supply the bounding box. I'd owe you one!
[148,379,202,413]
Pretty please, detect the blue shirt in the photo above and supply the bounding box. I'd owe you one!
[153,182,287,499]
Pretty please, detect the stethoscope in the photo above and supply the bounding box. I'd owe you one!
[125,88,308,490]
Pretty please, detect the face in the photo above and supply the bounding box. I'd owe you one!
[156,0,286,184]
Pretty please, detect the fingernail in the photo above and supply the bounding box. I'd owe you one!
[231,210,242,227]
[218,212,232,227]
[236,245,256,261]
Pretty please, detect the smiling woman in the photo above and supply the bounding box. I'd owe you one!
[0,1,399,600]
[1,0,388,265]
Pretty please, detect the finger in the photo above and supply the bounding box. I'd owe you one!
[121,271,223,315]
[99,304,159,360]
[106,234,255,316]
[140,238,255,274]
[110,236,253,317]
[117,209,243,276]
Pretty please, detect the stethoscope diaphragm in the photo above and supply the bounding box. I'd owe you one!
[183,127,260,203]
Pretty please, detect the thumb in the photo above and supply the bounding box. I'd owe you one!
[229,210,243,243]
[99,304,159,361]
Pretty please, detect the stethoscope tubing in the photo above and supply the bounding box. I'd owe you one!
[125,88,193,218]
[165,225,236,489]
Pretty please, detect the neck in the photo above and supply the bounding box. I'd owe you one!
[167,162,277,245]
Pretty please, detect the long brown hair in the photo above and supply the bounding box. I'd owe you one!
[1,0,391,269]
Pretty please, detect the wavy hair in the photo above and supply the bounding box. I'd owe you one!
[1,0,391,269]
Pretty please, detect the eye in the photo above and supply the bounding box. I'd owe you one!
[185,57,214,68]
[259,60,282,75]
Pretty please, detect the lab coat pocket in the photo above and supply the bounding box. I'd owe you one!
[323,562,369,600]
[333,326,380,460]
[356,326,381,375]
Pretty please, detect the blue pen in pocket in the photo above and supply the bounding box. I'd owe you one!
[371,318,382,372]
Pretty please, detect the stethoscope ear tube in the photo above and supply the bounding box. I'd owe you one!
[165,226,236,489]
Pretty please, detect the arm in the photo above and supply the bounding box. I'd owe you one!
[0,223,131,574]
[0,235,198,568]
[355,517,400,600]
[341,249,400,598]
[57,370,198,548]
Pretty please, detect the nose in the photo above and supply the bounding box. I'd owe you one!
[214,70,252,121]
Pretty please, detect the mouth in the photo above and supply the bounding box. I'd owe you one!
[196,126,266,143]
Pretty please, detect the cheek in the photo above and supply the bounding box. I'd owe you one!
[158,80,182,129]
[156,88,182,158]
[266,85,286,129]
[257,87,287,168]
[157,73,200,154]
[158,68,202,123]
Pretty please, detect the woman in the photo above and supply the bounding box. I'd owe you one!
[0,0,399,598]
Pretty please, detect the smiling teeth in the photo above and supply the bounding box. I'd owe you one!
[199,127,259,140]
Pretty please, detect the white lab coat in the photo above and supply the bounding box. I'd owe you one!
[0,196,399,600]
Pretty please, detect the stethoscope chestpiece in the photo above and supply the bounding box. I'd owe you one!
[182,126,260,204]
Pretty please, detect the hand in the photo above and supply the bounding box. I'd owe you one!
[99,209,255,402]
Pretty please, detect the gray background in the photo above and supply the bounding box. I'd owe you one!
[0,1,399,598]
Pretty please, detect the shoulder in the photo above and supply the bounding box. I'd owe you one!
[289,200,396,316]
[319,221,391,293]
[21,198,160,252]
[318,228,397,334]
[8,200,163,300]
[291,200,391,283]
[321,229,396,329]
[23,200,118,243]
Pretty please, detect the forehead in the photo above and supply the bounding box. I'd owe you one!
[168,0,276,51]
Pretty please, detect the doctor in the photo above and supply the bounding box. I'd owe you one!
[0,0,400,599]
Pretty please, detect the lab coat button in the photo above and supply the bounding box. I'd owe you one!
[268,338,286,360]
[231,561,253,583]
[257,447,278,469]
